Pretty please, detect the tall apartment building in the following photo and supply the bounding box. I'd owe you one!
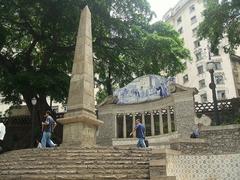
[163,0,240,103]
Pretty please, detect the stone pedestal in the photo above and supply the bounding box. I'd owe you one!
[59,115,102,146]
[173,90,196,138]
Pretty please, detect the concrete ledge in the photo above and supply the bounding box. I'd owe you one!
[151,176,176,180]
[58,114,103,126]
[171,138,206,143]
[150,159,166,166]
[202,124,240,131]
[112,132,181,146]
[152,149,181,155]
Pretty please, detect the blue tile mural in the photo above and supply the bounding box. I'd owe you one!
[113,75,175,104]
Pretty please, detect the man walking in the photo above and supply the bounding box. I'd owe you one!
[41,110,57,148]
[130,119,146,148]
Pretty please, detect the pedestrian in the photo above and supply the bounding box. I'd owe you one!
[41,110,57,148]
[130,119,146,148]
[190,123,202,138]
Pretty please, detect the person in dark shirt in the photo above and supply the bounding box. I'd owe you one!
[41,110,57,148]
[190,123,202,138]
[130,119,146,148]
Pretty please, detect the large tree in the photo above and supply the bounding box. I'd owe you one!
[0,0,190,124]
[198,0,240,53]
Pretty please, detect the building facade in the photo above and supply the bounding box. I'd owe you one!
[163,0,240,103]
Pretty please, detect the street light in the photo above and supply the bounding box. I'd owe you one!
[206,62,220,125]
[31,97,37,147]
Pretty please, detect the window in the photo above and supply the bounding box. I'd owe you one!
[197,65,204,74]
[215,74,224,84]
[199,79,206,89]
[177,16,182,24]
[191,16,197,24]
[189,5,195,13]
[217,90,226,100]
[214,62,222,70]
[178,27,183,34]
[194,40,201,48]
[195,52,203,61]
[183,74,189,83]
[200,93,208,103]
[192,27,198,37]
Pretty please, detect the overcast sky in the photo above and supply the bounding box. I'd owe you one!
[147,0,180,22]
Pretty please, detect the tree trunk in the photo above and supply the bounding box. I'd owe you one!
[106,78,113,95]
[106,66,113,95]
[23,93,50,141]
[23,93,62,145]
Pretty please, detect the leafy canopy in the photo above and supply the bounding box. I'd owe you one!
[0,0,190,109]
[198,0,240,53]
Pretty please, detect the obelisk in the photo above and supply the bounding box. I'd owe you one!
[58,6,103,146]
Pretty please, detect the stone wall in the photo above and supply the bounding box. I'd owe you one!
[166,153,240,180]
[97,113,115,146]
[171,124,240,154]
[112,132,181,147]
[97,84,197,146]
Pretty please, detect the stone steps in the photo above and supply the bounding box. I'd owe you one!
[149,149,179,180]
[0,174,150,180]
[0,147,151,180]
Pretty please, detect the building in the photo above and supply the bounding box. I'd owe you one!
[163,0,240,103]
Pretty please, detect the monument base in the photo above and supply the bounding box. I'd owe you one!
[57,115,103,147]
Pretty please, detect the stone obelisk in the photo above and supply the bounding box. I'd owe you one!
[58,6,103,146]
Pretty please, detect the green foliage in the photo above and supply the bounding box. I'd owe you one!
[0,0,190,107]
[95,88,108,105]
[0,0,79,107]
[198,0,240,53]
[140,22,190,76]
[234,116,240,124]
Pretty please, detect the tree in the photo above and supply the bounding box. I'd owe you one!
[94,20,190,99]
[92,0,154,95]
[0,0,190,126]
[198,0,240,53]
[0,0,80,121]
[138,22,190,77]
[0,0,155,132]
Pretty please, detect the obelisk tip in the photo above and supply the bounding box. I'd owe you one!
[83,5,90,12]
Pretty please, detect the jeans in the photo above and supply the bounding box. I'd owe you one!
[137,138,146,148]
[41,131,56,148]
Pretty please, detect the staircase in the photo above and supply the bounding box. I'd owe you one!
[149,149,179,180]
[0,146,151,180]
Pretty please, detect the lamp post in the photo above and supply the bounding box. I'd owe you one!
[31,97,37,147]
[206,62,220,125]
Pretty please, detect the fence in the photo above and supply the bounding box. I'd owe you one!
[195,98,240,125]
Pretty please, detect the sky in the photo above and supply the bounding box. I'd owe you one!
[147,0,180,22]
